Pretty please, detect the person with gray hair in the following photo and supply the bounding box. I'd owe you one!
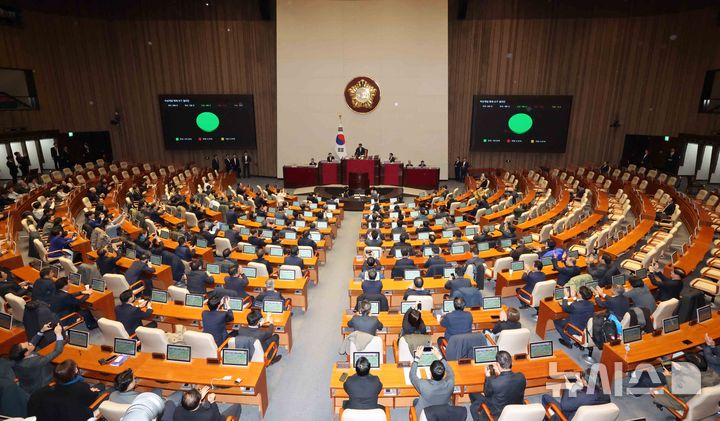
[255,278,286,309]
[594,284,631,320]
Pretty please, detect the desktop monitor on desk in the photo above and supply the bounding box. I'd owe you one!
[0,313,12,330]
[151,290,168,304]
[443,267,455,279]
[263,299,284,314]
[125,249,137,259]
[269,248,284,257]
[622,326,642,344]
[400,301,417,314]
[184,294,204,308]
[68,272,82,286]
[196,239,208,248]
[242,245,256,254]
[317,221,328,229]
[67,329,88,348]
[167,344,192,362]
[392,233,401,242]
[483,296,501,310]
[697,305,712,323]
[635,268,647,279]
[418,232,430,241]
[404,269,421,280]
[450,245,465,255]
[443,300,454,313]
[554,288,565,300]
[529,341,553,359]
[422,247,434,257]
[242,267,257,278]
[612,274,626,287]
[500,238,512,248]
[368,301,380,315]
[298,248,313,259]
[511,261,524,272]
[310,232,322,242]
[473,346,498,364]
[91,279,106,292]
[150,255,163,266]
[522,235,533,244]
[222,348,249,367]
[279,269,295,280]
[477,242,490,252]
[541,257,553,267]
[206,264,220,274]
[354,351,380,369]
[114,338,138,356]
[285,231,297,240]
[465,227,477,236]
[227,298,245,311]
[567,250,579,259]
[442,230,453,239]
[159,230,170,240]
[663,316,680,334]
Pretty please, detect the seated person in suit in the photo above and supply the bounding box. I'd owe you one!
[390,233,413,256]
[0,268,28,299]
[184,259,214,295]
[174,237,194,262]
[224,265,249,299]
[27,359,102,421]
[361,269,383,295]
[624,275,657,313]
[586,254,608,281]
[410,346,455,415]
[594,285,630,320]
[116,289,155,335]
[342,356,383,410]
[364,230,383,247]
[440,297,472,339]
[417,220,432,234]
[172,386,241,420]
[31,267,57,304]
[404,277,432,300]
[648,262,684,301]
[361,256,381,274]
[444,272,472,295]
[125,252,156,298]
[298,230,317,250]
[703,333,720,374]
[425,250,447,269]
[284,246,304,270]
[255,279,286,309]
[202,295,234,346]
[234,308,282,365]
[348,300,384,335]
[651,352,720,413]
[49,277,97,330]
[470,350,526,420]
[541,367,611,421]
[109,368,179,405]
[10,323,65,394]
[418,160,427,168]
[401,308,428,336]
[213,248,236,273]
[95,246,121,275]
[519,260,546,296]
[541,239,564,260]
[490,307,522,335]
[552,254,580,287]
[22,301,59,349]
[252,249,273,275]
[247,229,266,248]
[554,286,595,348]
[354,292,389,313]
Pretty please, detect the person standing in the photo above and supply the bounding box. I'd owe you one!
[461,157,470,180]
[211,154,220,173]
[6,156,18,184]
[242,151,252,178]
[232,154,240,178]
[224,154,232,172]
[354,143,367,159]
[454,157,462,181]
[639,149,650,167]
[50,144,60,169]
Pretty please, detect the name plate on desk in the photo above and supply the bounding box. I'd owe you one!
[275,326,285,333]
[294,290,302,295]
[240,387,255,395]
[383,388,398,396]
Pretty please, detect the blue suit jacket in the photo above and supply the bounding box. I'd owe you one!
[283,255,304,269]
[175,245,193,262]
[440,310,473,338]
[224,275,249,297]
[561,299,595,329]
[115,303,152,335]
[522,271,547,294]
[202,310,234,346]
[186,271,214,294]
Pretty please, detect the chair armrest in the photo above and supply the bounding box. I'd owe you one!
[562,322,585,345]
[392,339,399,363]
[516,287,533,305]
[59,312,84,330]
[284,298,292,310]
[384,407,391,421]
[480,402,496,421]
[225,417,238,421]
[485,332,497,345]
[242,295,253,309]
[545,401,569,421]
[89,391,110,411]
[409,406,418,421]
[652,386,689,419]
[129,280,145,294]
[263,341,278,368]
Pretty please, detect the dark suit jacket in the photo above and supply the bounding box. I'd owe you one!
[444,277,472,294]
[96,254,121,275]
[343,374,383,410]
[649,272,683,301]
[561,299,595,329]
[235,325,274,350]
[27,380,99,421]
[440,310,473,338]
[552,261,580,287]
[482,371,527,419]
[521,271,546,294]
[31,277,56,303]
[596,294,630,319]
[283,255,304,270]
[124,260,155,285]
[403,288,432,300]
[186,270,214,294]
[354,293,389,312]
[361,280,383,295]
[202,309,234,346]
[13,335,64,394]
[395,257,415,267]
[556,386,611,420]
[173,402,223,421]
[424,404,467,421]
[49,290,88,318]
[175,245,193,261]
[115,303,152,335]
[224,275,249,298]
[22,304,59,349]
[348,315,383,335]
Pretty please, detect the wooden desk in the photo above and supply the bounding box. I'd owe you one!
[340,308,503,344]
[329,351,580,413]
[0,326,26,356]
[601,192,654,259]
[157,237,214,264]
[39,343,270,416]
[211,274,309,312]
[534,278,656,339]
[351,252,477,278]
[551,212,604,248]
[86,251,174,289]
[11,266,116,320]
[347,277,452,309]
[599,313,720,384]
[150,301,293,351]
[229,251,319,285]
[0,250,24,270]
[494,257,587,297]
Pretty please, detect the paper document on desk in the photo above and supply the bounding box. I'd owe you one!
[110,355,129,367]
[403,367,430,385]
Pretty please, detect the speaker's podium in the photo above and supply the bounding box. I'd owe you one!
[340,158,380,189]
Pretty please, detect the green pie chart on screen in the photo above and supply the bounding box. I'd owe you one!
[196,112,220,132]
[508,113,533,134]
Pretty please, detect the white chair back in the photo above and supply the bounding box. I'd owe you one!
[496,328,530,355]
[214,237,232,257]
[248,262,269,278]
[168,285,189,303]
[349,336,384,365]
[651,298,679,330]
[497,403,546,421]
[184,331,219,359]
[683,383,720,421]
[103,274,130,305]
[279,264,302,279]
[98,317,130,346]
[4,293,25,322]
[571,403,620,421]
[98,400,130,421]
[341,409,387,421]
[135,326,169,354]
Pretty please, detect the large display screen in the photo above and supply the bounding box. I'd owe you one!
[470,95,572,152]
[159,95,256,150]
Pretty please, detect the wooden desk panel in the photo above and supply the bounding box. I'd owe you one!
[211,273,308,312]
[494,257,587,297]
